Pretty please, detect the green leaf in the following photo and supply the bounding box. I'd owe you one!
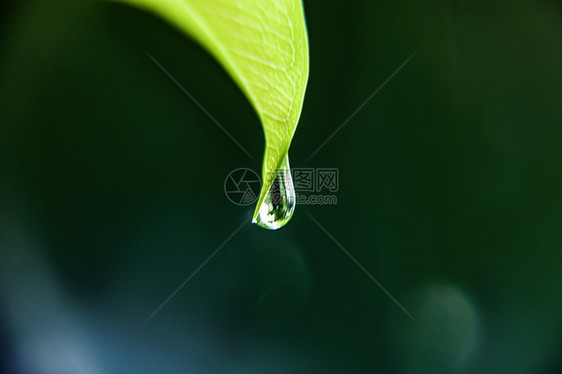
[111,0,309,228]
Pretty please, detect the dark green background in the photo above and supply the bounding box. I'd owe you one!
[1,0,562,373]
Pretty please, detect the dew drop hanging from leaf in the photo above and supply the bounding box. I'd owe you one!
[253,155,296,230]
[110,0,309,229]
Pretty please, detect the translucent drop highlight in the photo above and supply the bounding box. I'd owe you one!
[253,155,295,230]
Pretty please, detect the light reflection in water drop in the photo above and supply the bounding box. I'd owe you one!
[253,155,295,230]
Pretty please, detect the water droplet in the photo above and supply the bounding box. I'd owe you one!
[253,155,295,230]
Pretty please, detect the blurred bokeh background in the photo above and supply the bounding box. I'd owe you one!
[1,0,562,373]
